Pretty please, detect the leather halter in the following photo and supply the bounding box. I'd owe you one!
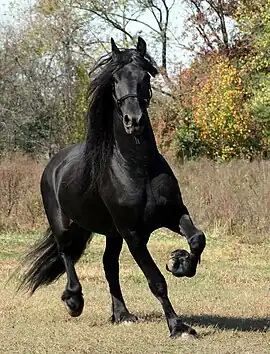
[113,87,152,111]
[112,88,152,145]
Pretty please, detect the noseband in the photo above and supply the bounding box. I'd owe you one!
[115,92,152,107]
[113,87,152,112]
[113,90,152,145]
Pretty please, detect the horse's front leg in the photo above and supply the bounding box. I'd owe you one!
[125,232,198,338]
[167,207,206,278]
[103,234,138,323]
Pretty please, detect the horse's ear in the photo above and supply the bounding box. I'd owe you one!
[111,38,120,59]
[137,36,146,57]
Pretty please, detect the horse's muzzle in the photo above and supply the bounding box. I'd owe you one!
[123,115,143,135]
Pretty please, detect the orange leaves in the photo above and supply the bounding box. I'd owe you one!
[182,53,260,160]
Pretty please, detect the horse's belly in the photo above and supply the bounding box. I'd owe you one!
[69,207,114,235]
[59,192,114,235]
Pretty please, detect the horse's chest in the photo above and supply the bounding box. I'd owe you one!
[111,173,180,209]
[144,173,182,227]
[101,170,181,231]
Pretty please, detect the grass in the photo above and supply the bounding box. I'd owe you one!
[0,229,269,354]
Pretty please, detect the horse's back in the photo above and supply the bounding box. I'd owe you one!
[42,143,84,182]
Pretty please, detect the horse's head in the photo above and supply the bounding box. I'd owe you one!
[111,37,157,135]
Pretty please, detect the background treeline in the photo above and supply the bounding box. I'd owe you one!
[0,0,269,160]
[0,1,269,240]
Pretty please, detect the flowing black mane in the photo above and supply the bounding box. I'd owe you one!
[81,48,158,192]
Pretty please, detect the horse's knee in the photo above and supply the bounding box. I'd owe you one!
[179,214,206,257]
[189,231,206,256]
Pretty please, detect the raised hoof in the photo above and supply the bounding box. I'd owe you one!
[111,312,138,324]
[61,292,84,317]
[166,249,196,278]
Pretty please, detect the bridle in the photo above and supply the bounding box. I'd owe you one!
[112,87,152,114]
[112,88,152,145]
[115,90,152,107]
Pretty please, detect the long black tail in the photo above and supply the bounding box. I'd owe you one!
[18,227,92,294]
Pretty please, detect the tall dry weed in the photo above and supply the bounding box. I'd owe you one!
[0,153,269,243]
[0,153,45,231]
[174,159,269,243]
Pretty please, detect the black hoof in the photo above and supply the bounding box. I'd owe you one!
[61,291,84,317]
[169,318,198,339]
[111,312,138,324]
[166,249,196,278]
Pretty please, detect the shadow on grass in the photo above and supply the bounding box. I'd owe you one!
[139,312,269,332]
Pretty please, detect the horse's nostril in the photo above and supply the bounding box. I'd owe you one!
[124,115,141,128]
[124,115,130,125]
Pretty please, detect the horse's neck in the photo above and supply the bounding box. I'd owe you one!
[112,110,159,173]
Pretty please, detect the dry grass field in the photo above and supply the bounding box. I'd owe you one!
[0,155,269,353]
[1,229,269,354]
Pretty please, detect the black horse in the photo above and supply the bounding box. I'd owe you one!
[19,37,206,338]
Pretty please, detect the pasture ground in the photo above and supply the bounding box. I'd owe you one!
[0,229,269,354]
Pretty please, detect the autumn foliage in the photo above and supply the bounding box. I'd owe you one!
[150,1,269,161]
[0,0,268,161]
[189,54,262,159]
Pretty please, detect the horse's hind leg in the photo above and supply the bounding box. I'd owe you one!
[45,202,91,316]
[58,223,92,317]
[103,234,137,323]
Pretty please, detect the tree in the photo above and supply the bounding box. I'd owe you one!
[183,0,235,53]
[0,0,101,154]
[73,0,179,80]
[234,0,270,155]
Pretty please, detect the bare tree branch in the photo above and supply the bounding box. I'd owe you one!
[104,12,161,34]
